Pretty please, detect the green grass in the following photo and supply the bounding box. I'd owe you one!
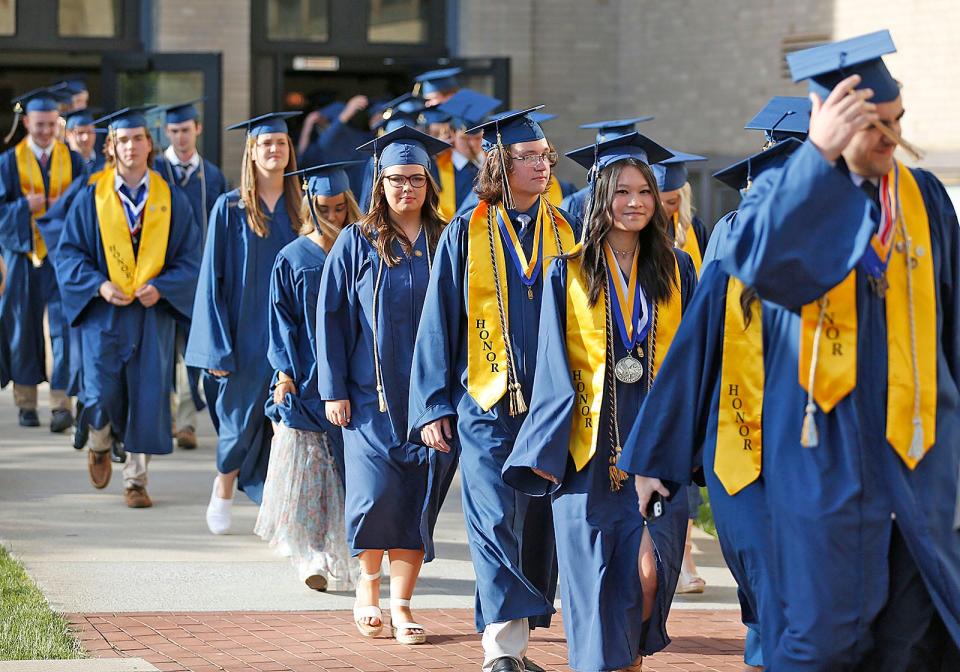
[695,486,717,537]
[0,545,85,660]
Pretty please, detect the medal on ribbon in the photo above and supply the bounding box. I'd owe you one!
[495,204,543,300]
[859,164,899,296]
[604,243,648,383]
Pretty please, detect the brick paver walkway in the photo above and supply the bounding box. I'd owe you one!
[69,609,747,672]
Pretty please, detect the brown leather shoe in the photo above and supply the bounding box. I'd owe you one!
[124,485,153,508]
[175,427,198,449]
[88,450,112,489]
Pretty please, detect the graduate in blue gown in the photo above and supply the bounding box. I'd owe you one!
[301,96,373,197]
[436,89,503,215]
[654,151,709,276]
[154,99,228,450]
[0,86,84,430]
[718,32,960,668]
[256,161,363,593]
[503,133,695,672]
[407,108,580,672]
[63,108,105,176]
[561,117,654,221]
[357,95,428,213]
[316,126,456,646]
[58,106,200,507]
[622,135,805,670]
[186,111,302,524]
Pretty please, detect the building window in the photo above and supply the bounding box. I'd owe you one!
[0,0,14,36]
[267,0,329,42]
[58,0,121,38]
[367,0,428,44]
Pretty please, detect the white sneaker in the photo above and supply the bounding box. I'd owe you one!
[205,478,233,535]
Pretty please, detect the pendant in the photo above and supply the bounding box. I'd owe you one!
[615,355,643,383]
[869,275,889,297]
[527,286,534,300]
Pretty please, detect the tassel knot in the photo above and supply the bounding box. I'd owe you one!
[801,402,819,448]
[908,417,925,461]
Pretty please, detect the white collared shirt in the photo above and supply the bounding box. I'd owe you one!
[849,171,880,189]
[451,149,471,172]
[114,170,150,233]
[27,136,53,164]
[164,144,200,182]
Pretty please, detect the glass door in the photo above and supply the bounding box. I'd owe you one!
[101,52,222,164]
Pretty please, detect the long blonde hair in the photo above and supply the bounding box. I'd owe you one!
[240,134,301,237]
[674,181,695,247]
[299,190,361,251]
[359,171,446,267]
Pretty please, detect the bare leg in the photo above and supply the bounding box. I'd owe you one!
[388,549,425,637]
[215,470,238,499]
[356,550,385,628]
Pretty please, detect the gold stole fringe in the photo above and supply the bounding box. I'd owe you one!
[567,253,683,469]
[466,198,576,412]
[545,175,563,207]
[798,161,936,467]
[15,139,73,264]
[435,149,456,221]
[94,168,173,297]
[715,277,764,495]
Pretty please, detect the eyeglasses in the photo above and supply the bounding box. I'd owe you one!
[383,174,427,188]
[510,151,558,167]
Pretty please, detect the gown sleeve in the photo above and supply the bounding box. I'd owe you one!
[57,186,109,326]
[0,153,34,253]
[267,253,300,381]
[184,194,236,371]
[618,262,727,487]
[316,224,359,401]
[148,189,202,323]
[407,218,466,440]
[720,140,879,308]
[502,258,575,496]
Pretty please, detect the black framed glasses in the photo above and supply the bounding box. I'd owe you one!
[510,151,558,167]
[383,174,428,188]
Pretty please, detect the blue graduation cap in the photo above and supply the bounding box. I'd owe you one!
[419,107,452,126]
[744,96,811,143]
[413,67,462,96]
[286,160,365,197]
[787,30,899,103]
[12,84,67,113]
[466,106,548,149]
[381,93,425,120]
[94,105,156,130]
[61,79,88,95]
[225,111,301,137]
[437,89,502,132]
[713,138,804,192]
[652,150,707,192]
[64,107,98,129]
[580,116,654,143]
[158,98,205,125]
[357,125,450,172]
[566,131,674,175]
[318,101,345,120]
[368,97,391,118]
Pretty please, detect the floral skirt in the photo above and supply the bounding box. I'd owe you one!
[255,424,357,590]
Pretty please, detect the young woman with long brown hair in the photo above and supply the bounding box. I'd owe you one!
[503,132,697,672]
[185,112,302,534]
[316,127,456,646]
[255,161,362,592]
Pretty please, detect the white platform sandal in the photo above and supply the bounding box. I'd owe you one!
[390,598,427,645]
[353,570,383,637]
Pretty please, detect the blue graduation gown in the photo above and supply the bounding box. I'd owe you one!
[617,258,782,666]
[80,153,105,176]
[719,140,960,667]
[154,155,228,240]
[560,185,589,223]
[0,145,84,390]
[57,175,200,454]
[454,159,480,211]
[185,190,298,503]
[316,224,457,559]
[303,120,372,197]
[263,235,345,483]
[504,252,696,671]
[407,201,581,632]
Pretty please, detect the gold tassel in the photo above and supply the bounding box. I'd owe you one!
[508,382,527,416]
[801,402,819,448]
[496,131,515,210]
[4,105,22,145]
[908,417,924,462]
[377,385,388,413]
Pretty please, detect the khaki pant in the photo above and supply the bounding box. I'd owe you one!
[89,425,150,489]
[171,333,198,431]
[13,384,70,411]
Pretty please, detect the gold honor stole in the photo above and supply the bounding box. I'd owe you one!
[715,277,764,495]
[674,212,703,275]
[94,168,172,297]
[466,198,575,411]
[435,149,456,221]
[567,252,683,470]
[799,161,936,468]
[15,139,73,265]
[545,174,563,207]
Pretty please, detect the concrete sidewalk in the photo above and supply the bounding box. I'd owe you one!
[0,384,739,614]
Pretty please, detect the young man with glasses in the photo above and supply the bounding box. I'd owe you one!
[407,108,580,672]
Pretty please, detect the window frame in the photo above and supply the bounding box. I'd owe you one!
[0,0,142,51]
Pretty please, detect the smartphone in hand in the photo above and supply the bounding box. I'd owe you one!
[645,492,665,521]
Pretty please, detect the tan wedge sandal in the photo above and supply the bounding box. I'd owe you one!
[389,598,427,645]
[353,570,383,637]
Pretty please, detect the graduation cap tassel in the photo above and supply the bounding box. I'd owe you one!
[305,188,323,236]
[4,105,22,145]
[800,299,826,448]
[496,128,515,210]
[371,257,389,415]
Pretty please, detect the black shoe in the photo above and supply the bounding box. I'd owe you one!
[50,409,74,434]
[491,658,523,672]
[73,421,88,450]
[523,658,545,672]
[110,439,126,464]
[18,409,40,427]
